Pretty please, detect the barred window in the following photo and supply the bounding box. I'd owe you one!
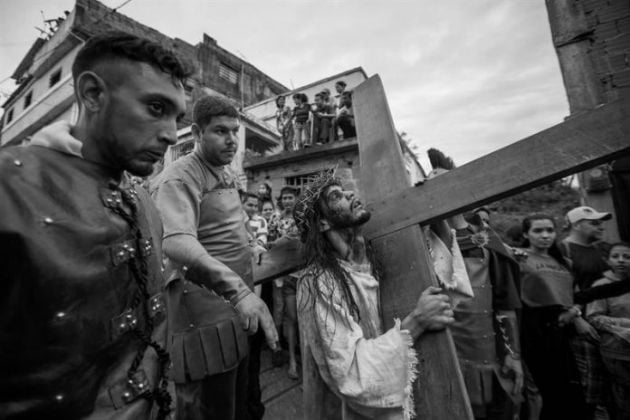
[219,62,239,84]
[24,91,33,109]
[285,172,321,191]
[49,69,61,87]
[170,140,195,162]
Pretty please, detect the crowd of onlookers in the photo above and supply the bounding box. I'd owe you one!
[241,183,303,380]
[458,205,629,420]
[275,80,357,151]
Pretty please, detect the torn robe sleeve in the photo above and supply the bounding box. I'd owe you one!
[305,276,417,419]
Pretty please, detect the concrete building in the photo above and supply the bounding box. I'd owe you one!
[245,67,368,135]
[1,0,288,149]
[242,68,425,199]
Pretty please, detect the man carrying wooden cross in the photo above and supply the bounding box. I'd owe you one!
[293,169,455,420]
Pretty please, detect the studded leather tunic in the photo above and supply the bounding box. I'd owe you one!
[0,144,167,419]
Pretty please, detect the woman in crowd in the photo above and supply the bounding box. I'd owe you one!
[259,197,284,367]
[587,242,630,420]
[276,187,301,379]
[257,181,273,203]
[518,214,590,420]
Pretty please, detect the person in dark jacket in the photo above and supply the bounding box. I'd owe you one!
[0,32,191,420]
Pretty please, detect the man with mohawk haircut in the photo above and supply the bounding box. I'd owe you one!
[293,168,455,420]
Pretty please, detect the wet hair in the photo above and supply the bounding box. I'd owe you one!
[193,95,239,130]
[275,95,286,106]
[301,93,309,103]
[292,93,301,101]
[335,80,347,88]
[522,214,569,269]
[72,31,192,86]
[298,182,365,325]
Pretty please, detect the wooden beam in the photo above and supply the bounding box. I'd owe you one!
[364,95,630,240]
[354,75,474,419]
[252,238,303,285]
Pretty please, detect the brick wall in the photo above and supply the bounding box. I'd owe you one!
[582,0,630,100]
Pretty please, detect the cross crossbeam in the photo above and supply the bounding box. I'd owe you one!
[363,94,630,240]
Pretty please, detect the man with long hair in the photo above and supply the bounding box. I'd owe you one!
[293,169,455,420]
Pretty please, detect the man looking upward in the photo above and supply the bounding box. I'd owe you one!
[293,169,455,420]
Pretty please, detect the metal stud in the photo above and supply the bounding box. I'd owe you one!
[13,159,23,167]
[56,312,66,319]
[55,394,64,402]
[44,217,53,225]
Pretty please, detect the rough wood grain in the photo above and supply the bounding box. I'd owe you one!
[252,238,303,285]
[354,75,474,420]
[363,95,630,240]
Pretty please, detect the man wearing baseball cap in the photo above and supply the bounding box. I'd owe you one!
[563,206,612,290]
[561,206,613,418]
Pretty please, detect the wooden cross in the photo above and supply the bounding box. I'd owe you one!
[254,75,630,418]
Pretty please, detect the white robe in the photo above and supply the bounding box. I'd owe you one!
[297,260,417,420]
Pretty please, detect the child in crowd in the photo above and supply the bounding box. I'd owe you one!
[320,88,336,113]
[311,93,335,145]
[276,186,301,379]
[587,242,630,420]
[334,80,347,108]
[336,90,356,139]
[259,197,284,367]
[260,198,279,244]
[275,95,293,152]
[292,93,311,149]
[242,191,268,256]
[257,181,273,202]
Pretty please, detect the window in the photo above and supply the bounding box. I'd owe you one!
[285,171,321,191]
[170,140,195,162]
[219,62,239,84]
[6,108,14,124]
[49,69,61,87]
[24,91,33,109]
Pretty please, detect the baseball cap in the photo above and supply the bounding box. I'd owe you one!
[566,206,612,224]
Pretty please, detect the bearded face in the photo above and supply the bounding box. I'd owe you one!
[321,185,371,229]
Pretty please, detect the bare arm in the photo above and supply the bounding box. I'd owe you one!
[163,233,252,304]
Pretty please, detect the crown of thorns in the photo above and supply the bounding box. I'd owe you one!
[294,167,340,236]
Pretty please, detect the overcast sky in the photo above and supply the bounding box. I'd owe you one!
[0,0,569,169]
